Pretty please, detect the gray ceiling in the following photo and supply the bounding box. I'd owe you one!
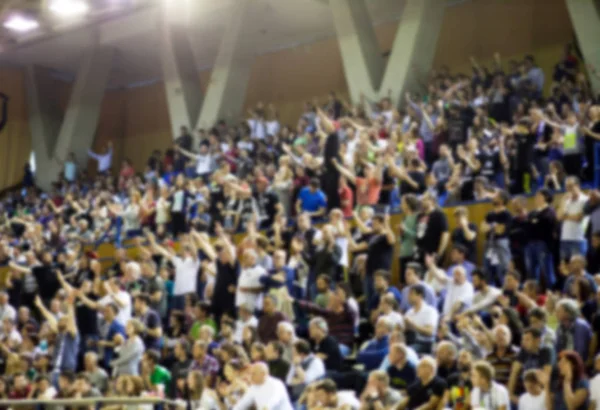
[0,0,405,88]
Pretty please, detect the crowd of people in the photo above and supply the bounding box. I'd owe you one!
[1,45,600,410]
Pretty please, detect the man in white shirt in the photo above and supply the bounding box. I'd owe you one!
[462,269,501,316]
[147,232,200,310]
[234,362,293,410]
[470,360,509,410]
[558,176,589,260]
[236,249,266,310]
[442,266,474,320]
[404,285,439,354]
[88,141,113,174]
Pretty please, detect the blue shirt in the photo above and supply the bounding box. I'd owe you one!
[298,187,327,212]
[104,320,126,367]
[64,161,77,182]
[357,335,389,371]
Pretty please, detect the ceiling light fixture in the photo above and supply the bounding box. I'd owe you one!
[49,0,90,18]
[3,15,40,33]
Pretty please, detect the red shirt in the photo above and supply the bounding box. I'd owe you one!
[339,185,353,217]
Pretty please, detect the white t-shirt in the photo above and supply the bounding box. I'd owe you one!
[99,291,132,325]
[470,382,509,410]
[561,193,589,241]
[336,391,361,410]
[173,256,201,296]
[590,374,600,410]
[405,303,438,343]
[443,281,474,316]
[266,120,280,137]
[518,391,546,410]
[383,311,405,330]
[286,355,325,385]
[236,265,266,309]
[195,154,213,175]
[234,316,258,343]
[233,376,293,410]
[247,119,266,140]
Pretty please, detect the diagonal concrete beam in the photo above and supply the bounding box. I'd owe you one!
[331,0,445,106]
[160,0,256,136]
[25,38,114,190]
[565,0,600,95]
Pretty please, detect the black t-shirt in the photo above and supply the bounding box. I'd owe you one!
[254,190,279,227]
[478,149,502,178]
[528,206,557,245]
[141,309,162,350]
[509,214,529,254]
[451,223,478,261]
[366,233,393,276]
[406,376,447,409]
[312,335,342,372]
[32,265,60,301]
[513,132,535,170]
[76,294,98,336]
[416,210,449,256]
[378,167,396,205]
[211,260,240,316]
[485,209,512,240]
[400,171,426,196]
[517,346,552,371]
[446,372,472,409]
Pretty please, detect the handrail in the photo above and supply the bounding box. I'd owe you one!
[0,396,182,407]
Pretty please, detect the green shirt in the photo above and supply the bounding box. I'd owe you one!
[399,214,418,258]
[150,365,172,390]
[189,318,218,340]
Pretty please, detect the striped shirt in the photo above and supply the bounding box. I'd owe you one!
[486,346,520,385]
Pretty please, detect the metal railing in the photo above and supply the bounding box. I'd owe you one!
[0,397,182,407]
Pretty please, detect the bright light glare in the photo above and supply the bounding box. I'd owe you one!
[49,0,90,18]
[3,15,39,32]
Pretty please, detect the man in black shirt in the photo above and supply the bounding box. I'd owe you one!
[482,189,513,286]
[308,316,342,372]
[415,193,450,264]
[174,126,193,152]
[363,215,395,303]
[398,356,446,410]
[254,176,281,229]
[525,188,558,290]
[210,229,239,325]
[170,339,191,398]
[133,294,162,350]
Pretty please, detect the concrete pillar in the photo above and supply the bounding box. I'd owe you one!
[331,0,445,106]
[160,0,203,137]
[566,0,600,95]
[195,0,254,129]
[25,42,114,190]
[331,0,385,103]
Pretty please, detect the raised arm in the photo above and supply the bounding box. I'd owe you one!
[34,296,58,333]
[176,145,199,160]
[331,158,356,184]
